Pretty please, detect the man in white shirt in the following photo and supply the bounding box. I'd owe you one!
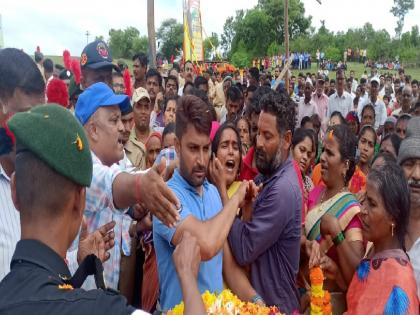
[349,70,358,93]
[327,70,353,119]
[0,157,20,280]
[357,77,387,131]
[296,81,319,127]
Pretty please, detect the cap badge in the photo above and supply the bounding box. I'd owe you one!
[73,134,83,151]
[58,284,74,290]
[96,42,109,59]
[80,53,88,66]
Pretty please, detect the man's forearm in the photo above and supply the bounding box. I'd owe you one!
[174,194,241,260]
[179,273,206,315]
[201,194,241,258]
[112,172,138,209]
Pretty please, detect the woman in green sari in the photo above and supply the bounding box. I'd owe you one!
[302,124,365,314]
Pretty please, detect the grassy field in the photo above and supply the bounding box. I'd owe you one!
[46,55,420,80]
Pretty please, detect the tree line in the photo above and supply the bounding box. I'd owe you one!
[101,0,418,68]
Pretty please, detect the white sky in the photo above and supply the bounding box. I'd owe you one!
[1,0,419,56]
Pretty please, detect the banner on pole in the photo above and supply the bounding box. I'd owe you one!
[183,0,204,62]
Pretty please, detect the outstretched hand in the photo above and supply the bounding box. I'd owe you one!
[77,218,115,264]
[138,158,181,228]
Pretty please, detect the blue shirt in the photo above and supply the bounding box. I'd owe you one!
[228,157,302,314]
[153,169,223,311]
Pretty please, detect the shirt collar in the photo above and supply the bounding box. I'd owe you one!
[90,151,102,165]
[172,168,209,194]
[0,164,10,181]
[11,239,71,279]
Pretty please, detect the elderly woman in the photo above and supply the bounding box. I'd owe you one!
[345,162,419,313]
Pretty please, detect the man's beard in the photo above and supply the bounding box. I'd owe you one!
[255,146,284,176]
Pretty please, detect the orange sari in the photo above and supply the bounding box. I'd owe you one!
[345,249,419,314]
[348,166,366,194]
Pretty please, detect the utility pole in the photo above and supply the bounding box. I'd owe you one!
[147,0,157,68]
[85,31,90,44]
[284,0,289,93]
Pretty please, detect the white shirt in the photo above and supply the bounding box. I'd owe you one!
[0,165,20,281]
[351,79,358,93]
[327,91,353,118]
[70,152,132,291]
[357,97,387,130]
[296,98,319,127]
[408,237,420,299]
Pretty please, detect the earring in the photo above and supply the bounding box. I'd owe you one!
[391,223,395,237]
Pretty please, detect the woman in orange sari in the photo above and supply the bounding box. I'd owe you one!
[345,162,419,313]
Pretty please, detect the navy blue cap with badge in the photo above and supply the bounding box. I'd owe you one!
[80,40,119,71]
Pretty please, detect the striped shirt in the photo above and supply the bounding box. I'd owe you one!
[0,164,20,281]
[72,152,133,291]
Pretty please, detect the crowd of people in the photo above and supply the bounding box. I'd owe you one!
[0,39,420,315]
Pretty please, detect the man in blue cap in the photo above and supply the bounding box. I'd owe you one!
[80,40,119,90]
[74,82,180,291]
[0,48,116,281]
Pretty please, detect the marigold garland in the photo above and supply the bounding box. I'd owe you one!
[309,267,332,315]
[167,289,287,315]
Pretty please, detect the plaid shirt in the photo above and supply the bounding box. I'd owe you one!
[81,152,132,290]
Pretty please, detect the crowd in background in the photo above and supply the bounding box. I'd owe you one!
[0,40,420,315]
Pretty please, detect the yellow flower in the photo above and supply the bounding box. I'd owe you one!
[169,289,286,315]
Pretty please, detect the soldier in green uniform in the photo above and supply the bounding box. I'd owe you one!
[0,104,206,315]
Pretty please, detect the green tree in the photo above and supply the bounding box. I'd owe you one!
[108,27,148,59]
[257,0,312,39]
[156,18,183,60]
[390,0,415,39]
[368,29,392,60]
[267,41,282,56]
[203,32,219,60]
[325,46,341,62]
[221,10,244,56]
[410,25,420,47]
[231,41,251,68]
[231,8,273,57]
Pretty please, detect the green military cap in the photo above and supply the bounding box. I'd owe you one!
[7,104,92,186]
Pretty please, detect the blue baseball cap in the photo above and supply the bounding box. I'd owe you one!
[80,40,118,70]
[75,82,130,125]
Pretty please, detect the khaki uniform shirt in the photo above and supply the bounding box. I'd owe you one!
[125,128,148,170]
[213,82,226,108]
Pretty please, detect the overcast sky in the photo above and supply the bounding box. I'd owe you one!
[1,0,419,56]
